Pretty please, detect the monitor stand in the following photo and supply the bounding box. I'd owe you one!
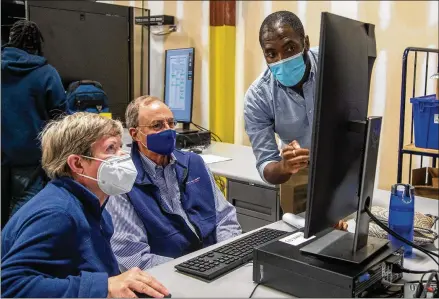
[175,122,199,134]
[301,116,389,264]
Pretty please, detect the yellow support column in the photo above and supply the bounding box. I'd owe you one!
[209,0,236,144]
[209,1,236,195]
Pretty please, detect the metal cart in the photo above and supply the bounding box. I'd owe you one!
[397,47,439,184]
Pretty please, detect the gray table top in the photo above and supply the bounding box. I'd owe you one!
[202,141,276,189]
[122,129,275,189]
[148,221,294,298]
[146,192,438,298]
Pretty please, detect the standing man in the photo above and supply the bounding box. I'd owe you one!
[244,11,318,214]
[1,20,68,227]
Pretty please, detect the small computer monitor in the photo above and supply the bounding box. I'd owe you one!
[301,13,387,264]
[164,47,195,125]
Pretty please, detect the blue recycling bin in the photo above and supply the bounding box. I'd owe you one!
[410,95,439,150]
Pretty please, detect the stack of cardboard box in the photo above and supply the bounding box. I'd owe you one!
[412,167,439,200]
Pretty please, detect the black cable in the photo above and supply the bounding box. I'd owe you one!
[397,265,438,274]
[363,284,404,298]
[420,272,429,288]
[386,290,403,298]
[381,279,404,287]
[407,275,439,299]
[210,133,218,142]
[191,122,223,142]
[382,290,403,298]
[421,272,437,298]
[365,207,439,266]
[191,122,207,131]
[191,122,219,142]
[249,283,260,298]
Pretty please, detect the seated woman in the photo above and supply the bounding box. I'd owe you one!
[1,112,169,298]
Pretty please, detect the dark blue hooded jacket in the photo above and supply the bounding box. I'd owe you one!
[1,47,67,166]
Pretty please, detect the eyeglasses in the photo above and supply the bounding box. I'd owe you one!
[138,119,178,131]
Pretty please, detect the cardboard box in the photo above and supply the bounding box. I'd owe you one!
[412,167,439,200]
[431,167,439,188]
[431,73,439,100]
[280,168,309,214]
[436,76,439,100]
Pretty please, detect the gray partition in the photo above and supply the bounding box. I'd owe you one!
[27,1,150,122]
[227,179,280,233]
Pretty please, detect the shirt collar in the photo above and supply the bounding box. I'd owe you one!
[138,150,176,178]
[307,49,318,81]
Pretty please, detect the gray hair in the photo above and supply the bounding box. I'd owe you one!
[40,112,123,179]
[125,95,162,128]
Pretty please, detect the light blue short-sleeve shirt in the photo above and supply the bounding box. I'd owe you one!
[244,48,319,183]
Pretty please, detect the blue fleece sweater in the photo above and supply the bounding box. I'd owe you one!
[1,177,120,298]
[1,47,67,167]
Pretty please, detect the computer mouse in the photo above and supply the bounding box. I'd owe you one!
[282,213,305,229]
[134,292,172,298]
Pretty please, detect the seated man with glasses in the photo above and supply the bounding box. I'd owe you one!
[105,96,242,271]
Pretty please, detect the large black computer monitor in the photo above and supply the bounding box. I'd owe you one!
[301,12,388,264]
[164,47,195,132]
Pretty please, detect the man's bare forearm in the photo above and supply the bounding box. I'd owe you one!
[263,161,291,185]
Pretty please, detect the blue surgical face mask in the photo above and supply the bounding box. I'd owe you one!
[268,51,306,87]
[139,129,176,155]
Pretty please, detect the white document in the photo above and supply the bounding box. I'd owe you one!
[199,154,232,164]
[279,231,316,246]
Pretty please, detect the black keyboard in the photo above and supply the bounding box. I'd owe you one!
[175,228,289,281]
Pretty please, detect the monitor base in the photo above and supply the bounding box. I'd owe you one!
[300,229,389,264]
[176,122,199,134]
[175,128,199,134]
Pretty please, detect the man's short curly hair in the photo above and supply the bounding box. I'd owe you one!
[259,11,305,46]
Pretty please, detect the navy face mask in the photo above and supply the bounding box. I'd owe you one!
[140,129,177,155]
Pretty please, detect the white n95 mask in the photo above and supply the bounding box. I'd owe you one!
[78,154,138,196]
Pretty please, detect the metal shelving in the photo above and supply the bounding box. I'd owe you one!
[397,47,439,184]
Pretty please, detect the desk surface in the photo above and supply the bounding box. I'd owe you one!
[148,221,294,298]
[203,142,276,189]
[148,192,438,298]
[123,129,274,188]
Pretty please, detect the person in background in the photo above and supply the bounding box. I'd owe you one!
[105,96,242,271]
[1,113,169,298]
[1,20,69,227]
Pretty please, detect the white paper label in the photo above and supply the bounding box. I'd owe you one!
[279,231,316,246]
[434,114,439,124]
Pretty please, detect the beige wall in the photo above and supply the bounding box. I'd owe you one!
[101,1,438,190]
[159,1,210,128]
[234,1,438,190]
[102,1,210,128]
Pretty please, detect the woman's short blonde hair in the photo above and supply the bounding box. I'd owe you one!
[40,112,124,179]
